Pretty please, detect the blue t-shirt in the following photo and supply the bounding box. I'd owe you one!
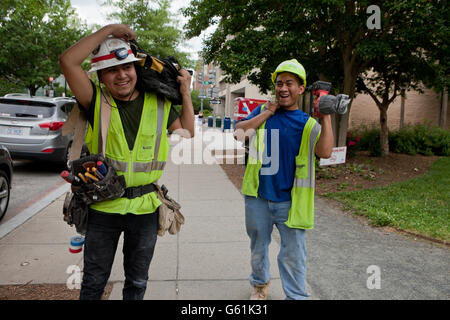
[244,105,310,202]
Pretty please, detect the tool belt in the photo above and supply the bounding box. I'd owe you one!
[124,183,156,199]
[62,154,185,236]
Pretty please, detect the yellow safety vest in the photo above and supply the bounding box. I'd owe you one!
[85,85,171,215]
[241,105,321,229]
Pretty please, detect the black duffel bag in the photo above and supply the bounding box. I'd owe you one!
[130,40,183,105]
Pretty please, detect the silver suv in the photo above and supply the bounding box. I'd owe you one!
[0,94,78,165]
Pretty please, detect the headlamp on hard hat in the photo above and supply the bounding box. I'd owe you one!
[113,47,129,60]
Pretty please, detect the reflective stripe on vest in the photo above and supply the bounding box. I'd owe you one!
[292,121,321,188]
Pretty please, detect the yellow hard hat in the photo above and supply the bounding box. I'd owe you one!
[271,59,306,87]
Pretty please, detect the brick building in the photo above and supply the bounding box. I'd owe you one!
[194,63,449,130]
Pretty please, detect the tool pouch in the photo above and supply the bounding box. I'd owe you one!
[69,154,126,205]
[62,154,127,235]
[63,192,89,236]
[155,184,185,236]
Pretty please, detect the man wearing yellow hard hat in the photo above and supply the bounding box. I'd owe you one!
[235,59,333,300]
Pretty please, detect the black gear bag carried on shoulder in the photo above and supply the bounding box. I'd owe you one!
[130,39,183,105]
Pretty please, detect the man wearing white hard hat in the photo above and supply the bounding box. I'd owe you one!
[59,24,194,300]
[235,59,333,300]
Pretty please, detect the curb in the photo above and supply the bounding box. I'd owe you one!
[0,183,70,239]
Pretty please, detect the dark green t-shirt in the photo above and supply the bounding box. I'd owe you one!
[80,81,179,150]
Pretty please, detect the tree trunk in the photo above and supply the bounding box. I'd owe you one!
[29,86,38,96]
[440,88,448,129]
[336,68,357,146]
[400,88,405,129]
[379,104,389,156]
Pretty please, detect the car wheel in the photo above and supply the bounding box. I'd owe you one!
[0,170,10,222]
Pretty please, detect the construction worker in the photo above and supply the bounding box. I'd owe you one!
[234,59,333,300]
[59,24,194,300]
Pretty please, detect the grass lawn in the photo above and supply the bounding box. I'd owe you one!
[325,156,450,242]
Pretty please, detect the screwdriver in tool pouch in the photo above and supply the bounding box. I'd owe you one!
[96,161,107,175]
[85,172,99,182]
[92,167,104,180]
[77,173,88,184]
[60,170,80,184]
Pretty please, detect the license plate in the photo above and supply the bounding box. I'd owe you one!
[6,126,25,135]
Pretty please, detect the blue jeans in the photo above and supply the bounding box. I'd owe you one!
[80,210,158,300]
[244,195,309,300]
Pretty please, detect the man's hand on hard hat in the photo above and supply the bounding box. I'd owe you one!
[108,24,136,42]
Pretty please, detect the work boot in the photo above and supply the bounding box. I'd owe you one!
[250,280,270,300]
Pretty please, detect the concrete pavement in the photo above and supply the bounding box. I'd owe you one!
[0,124,447,300]
[0,125,295,300]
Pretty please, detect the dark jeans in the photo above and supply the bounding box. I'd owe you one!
[80,210,158,300]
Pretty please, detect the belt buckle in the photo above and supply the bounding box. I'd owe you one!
[126,187,141,199]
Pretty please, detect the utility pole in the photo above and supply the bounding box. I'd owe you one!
[200,63,205,113]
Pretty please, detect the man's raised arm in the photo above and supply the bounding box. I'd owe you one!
[59,24,136,109]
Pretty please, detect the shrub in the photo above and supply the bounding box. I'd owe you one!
[390,121,450,156]
[348,125,382,157]
[348,122,449,157]
[346,132,361,158]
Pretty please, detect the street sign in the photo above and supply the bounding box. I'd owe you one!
[210,100,221,104]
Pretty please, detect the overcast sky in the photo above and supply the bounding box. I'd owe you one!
[70,0,210,61]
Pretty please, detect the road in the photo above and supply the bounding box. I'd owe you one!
[2,160,66,224]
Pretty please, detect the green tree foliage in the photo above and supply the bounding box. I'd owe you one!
[0,0,87,96]
[105,0,193,68]
[183,0,448,148]
[355,0,448,155]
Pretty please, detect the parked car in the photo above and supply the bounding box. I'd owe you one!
[0,145,13,221]
[0,94,82,166]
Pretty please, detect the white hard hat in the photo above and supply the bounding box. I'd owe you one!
[88,37,142,73]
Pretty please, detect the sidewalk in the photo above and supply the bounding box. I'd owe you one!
[0,125,298,300]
